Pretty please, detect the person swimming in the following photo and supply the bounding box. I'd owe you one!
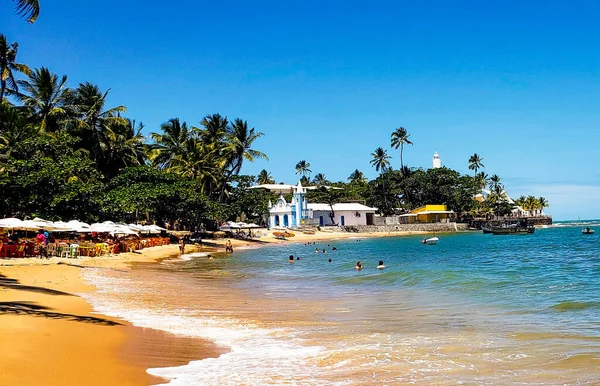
[355,261,363,270]
[328,258,332,263]
[289,255,294,263]
[296,256,300,260]
[322,249,326,254]
[315,248,319,254]
[332,246,337,251]
[377,260,386,269]
[208,254,214,261]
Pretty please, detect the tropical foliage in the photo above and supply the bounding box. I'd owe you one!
[0,35,269,228]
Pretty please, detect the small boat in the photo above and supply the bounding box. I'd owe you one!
[582,227,595,235]
[481,219,535,235]
[421,237,439,245]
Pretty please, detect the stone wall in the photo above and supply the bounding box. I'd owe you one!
[341,222,469,233]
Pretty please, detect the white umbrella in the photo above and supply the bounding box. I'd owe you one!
[90,223,117,233]
[111,225,139,235]
[0,218,25,229]
[147,224,166,232]
[67,220,91,229]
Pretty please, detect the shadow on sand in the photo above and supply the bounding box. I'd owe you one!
[0,301,122,325]
[0,273,74,296]
[0,273,121,326]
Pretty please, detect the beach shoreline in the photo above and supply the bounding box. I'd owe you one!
[0,229,451,385]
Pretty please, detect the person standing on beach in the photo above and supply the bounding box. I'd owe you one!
[178,237,185,255]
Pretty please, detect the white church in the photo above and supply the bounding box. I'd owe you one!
[251,182,377,228]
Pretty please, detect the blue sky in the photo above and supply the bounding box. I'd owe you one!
[3,1,600,220]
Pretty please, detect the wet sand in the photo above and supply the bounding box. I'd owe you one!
[0,229,440,385]
[0,245,224,386]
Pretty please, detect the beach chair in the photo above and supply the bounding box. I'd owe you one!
[46,244,57,257]
[69,244,79,258]
[58,243,70,258]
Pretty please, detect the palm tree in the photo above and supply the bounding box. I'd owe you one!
[489,174,503,194]
[295,160,312,179]
[523,196,539,215]
[0,34,31,103]
[17,67,69,132]
[225,118,268,176]
[150,118,192,169]
[370,147,391,173]
[370,147,392,211]
[312,173,328,185]
[12,0,40,23]
[257,169,274,185]
[0,103,36,173]
[468,153,485,176]
[98,119,147,177]
[348,169,366,184]
[198,113,228,145]
[538,197,548,215]
[69,82,127,160]
[476,171,489,190]
[390,127,412,169]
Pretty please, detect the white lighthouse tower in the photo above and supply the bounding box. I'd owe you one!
[432,152,442,169]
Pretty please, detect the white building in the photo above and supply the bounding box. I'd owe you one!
[432,152,442,168]
[255,181,377,228]
[308,203,377,226]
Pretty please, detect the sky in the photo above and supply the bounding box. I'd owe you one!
[3,0,600,220]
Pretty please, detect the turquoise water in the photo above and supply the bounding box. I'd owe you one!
[234,227,600,331]
[84,225,600,384]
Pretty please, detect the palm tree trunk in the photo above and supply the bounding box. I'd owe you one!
[400,145,404,169]
[0,81,5,103]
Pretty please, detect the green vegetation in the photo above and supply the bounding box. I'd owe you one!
[0,34,272,228]
[2,32,548,227]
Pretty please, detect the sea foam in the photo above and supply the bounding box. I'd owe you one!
[80,268,327,385]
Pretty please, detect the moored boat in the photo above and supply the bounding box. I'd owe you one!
[482,219,535,235]
[421,237,439,245]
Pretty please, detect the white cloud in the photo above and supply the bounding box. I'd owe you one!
[510,184,600,221]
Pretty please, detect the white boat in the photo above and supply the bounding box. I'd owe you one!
[582,227,595,235]
[421,237,439,245]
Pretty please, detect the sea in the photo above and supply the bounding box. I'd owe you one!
[82,221,600,385]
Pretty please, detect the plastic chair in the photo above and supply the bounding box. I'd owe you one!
[58,243,70,258]
[46,244,57,257]
[69,244,79,258]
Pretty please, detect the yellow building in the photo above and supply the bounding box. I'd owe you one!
[400,205,455,223]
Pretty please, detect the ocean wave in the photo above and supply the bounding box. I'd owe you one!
[549,301,600,312]
[80,269,327,385]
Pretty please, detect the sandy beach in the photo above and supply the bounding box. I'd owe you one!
[0,245,227,386]
[0,229,434,385]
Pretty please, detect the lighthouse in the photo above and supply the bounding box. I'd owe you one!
[432,152,442,169]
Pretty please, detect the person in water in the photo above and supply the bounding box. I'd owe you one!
[296,256,300,260]
[328,258,332,263]
[289,255,294,263]
[377,260,386,269]
[315,248,319,254]
[225,239,233,253]
[332,246,337,251]
[355,261,363,270]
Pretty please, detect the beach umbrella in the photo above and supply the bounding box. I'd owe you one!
[67,220,91,229]
[0,217,25,230]
[111,225,139,235]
